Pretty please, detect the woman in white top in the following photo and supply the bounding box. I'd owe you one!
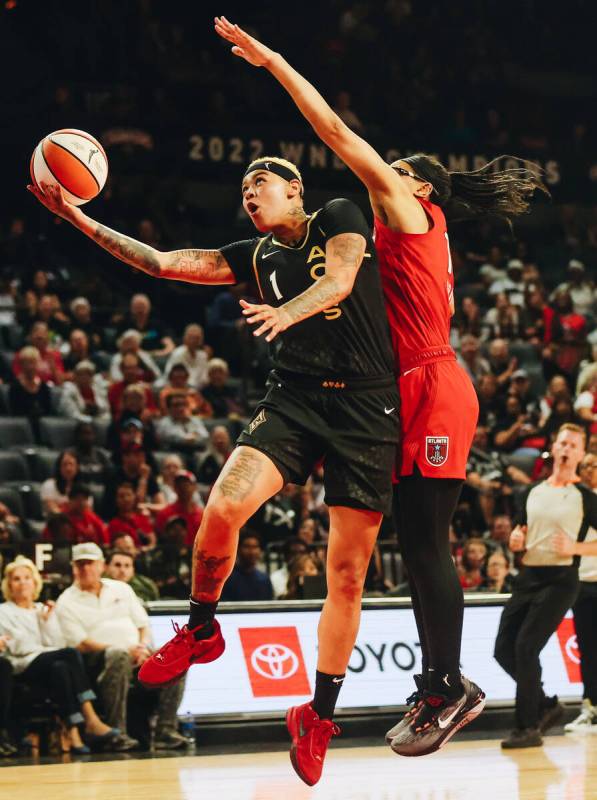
[163,323,210,389]
[58,360,110,424]
[40,450,81,516]
[0,557,117,753]
[110,329,161,383]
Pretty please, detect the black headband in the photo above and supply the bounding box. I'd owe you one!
[402,155,438,196]
[243,159,301,185]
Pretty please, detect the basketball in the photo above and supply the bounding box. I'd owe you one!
[30,129,108,206]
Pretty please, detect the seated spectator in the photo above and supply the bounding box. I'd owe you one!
[158,363,213,418]
[540,392,585,442]
[155,471,203,547]
[538,375,570,427]
[0,636,16,756]
[63,484,108,545]
[32,293,71,344]
[105,549,160,602]
[13,322,65,385]
[281,553,324,600]
[457,334,490,386]
[550,260,596,318]
[481,549,514,593]
[488,259,525,307]
[520,285,554,344]
[458,538,489,590]
[195,425,233,492]
[0,556,117,753]
[163,323,210,388]
[157,454,203,507]
[56,543,185,751]
[483,292,522,341]
[59,360,110,424]
[107,483,156,549]
[116,294,174,356]
[155,393,209,451]
[202,358,246,418]
[476,373,503,430]
[42,512,77,545]
[270,537,309,598]
[41,450,82,516]
[8,345,51,440]
[220,531,273,601]
[494,395,541,454]
[488,338,518,392]
[574,364,597,434]
[0,516,24,551]
[107,410,159,466]
[509,369,540,418]
[72,422,111,485]
[103,445,164,519]
[544,288,588,386]
[69,297,103,350]
[456,296,483,339]
[62,329,105,375]
[144,517,191,599]
[110,330,160,384]
[108,355,158,420]
[486,514,514,550]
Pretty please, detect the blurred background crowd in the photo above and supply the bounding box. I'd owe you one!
[0,0,595,758]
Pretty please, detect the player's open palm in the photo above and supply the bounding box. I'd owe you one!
[214,16,275,67]
[27,181,76,222]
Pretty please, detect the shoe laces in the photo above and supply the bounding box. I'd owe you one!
[155,621,191,659]
[404,689,425,719]
[313,719,340,749]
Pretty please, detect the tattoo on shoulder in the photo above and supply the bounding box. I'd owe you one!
[218,450,263,501]
[94,224,161,276]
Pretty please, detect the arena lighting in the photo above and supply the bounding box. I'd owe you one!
[4,0,17,8]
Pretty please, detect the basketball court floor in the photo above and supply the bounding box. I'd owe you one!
[4,734,596,800]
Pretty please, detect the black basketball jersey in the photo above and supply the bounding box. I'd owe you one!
[220,198,395,379]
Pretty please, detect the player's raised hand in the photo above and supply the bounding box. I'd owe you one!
[214,16,276,67]
[27,181,78,222]
[240,298,291,342]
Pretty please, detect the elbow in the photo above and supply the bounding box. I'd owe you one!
[317,115,349,145]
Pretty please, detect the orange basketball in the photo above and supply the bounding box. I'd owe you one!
[30,129,108,206]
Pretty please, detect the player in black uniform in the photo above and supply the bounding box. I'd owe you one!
[29,158,398,785]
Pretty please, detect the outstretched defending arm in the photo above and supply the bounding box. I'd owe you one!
[27,182,236,285]
[214,15,424,232]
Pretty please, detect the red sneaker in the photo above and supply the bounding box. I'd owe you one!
[286,702,340,786]
[138,620,225,688]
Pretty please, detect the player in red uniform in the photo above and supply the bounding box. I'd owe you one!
[216,16,547,758]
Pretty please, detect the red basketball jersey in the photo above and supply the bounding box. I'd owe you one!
[374,198,454,372]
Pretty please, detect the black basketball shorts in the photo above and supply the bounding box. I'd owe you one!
[237,370,399,516]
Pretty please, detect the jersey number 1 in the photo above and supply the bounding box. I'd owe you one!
[269,270,283,300]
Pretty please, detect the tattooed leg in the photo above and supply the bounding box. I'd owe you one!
[191,446,284,599]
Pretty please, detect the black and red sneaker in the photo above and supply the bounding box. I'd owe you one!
[389,676,485,757]
[138,620,225,688]
[286,702,340,786]
[385,673,426,744]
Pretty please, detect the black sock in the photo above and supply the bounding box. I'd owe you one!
[188,598,218,640]
[312,670,345,720]
[427,668,463,699]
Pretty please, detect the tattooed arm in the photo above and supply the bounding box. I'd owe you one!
[242,232,366,341]
[27,182,236,285]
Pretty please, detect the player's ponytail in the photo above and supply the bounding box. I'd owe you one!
[401,153,549,223]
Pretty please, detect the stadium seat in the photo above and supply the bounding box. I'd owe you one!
[0,383,10,414]
[0,486,26,519]
[49,385,64,414]
[0,417,34,447]
[30,448,61,481]
[0,324,24,351]
[509,341,539,367]
[39,417,78,448]
[0,451,29,481]
[15,482,44,521]
[93,418,110,447]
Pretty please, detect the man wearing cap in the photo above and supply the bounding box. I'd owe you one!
[55,542,186,750]
[59,358,110,423]
[551,260,596,318]
[488,259,526,307]
[155,471,203,547]
[155,392,210,451]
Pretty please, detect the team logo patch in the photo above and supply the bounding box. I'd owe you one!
[248,409,266,434]
[425,436,449,467]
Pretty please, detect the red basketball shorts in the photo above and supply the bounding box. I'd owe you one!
[397,358,479,479]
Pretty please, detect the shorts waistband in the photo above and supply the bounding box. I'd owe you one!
[272,369,396,392]
[399,346,456,375]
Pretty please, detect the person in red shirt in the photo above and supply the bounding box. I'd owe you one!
[13,321,65,385]
[108,353,158,420]
[63,484,108,545]
[215,18,548,762]
[155,471,203,548]
[107,482,157,549]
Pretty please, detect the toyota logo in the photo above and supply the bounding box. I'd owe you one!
[565,634,580,665]
[251,643,299,680]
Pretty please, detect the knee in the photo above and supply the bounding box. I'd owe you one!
[327,559,367,603]
[203,497,246,531]
[515,639,540,665]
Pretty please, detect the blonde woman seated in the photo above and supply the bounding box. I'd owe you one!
[281,554,325,600]
[0,557,118,754]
